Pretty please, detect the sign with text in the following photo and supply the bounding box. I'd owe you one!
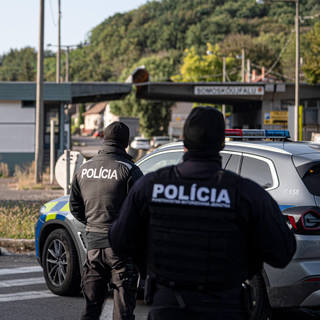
[264,111,288,125]
[194,86,264,96]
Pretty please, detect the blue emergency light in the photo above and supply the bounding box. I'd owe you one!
[225,129,290,139]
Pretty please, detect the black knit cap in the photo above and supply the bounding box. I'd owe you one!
[103,121,130,148]
[183,106,225,153]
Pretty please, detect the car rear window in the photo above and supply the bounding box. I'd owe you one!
[302,164,320,196]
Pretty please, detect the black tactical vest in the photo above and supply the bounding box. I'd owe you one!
[147,166,249,290]
[76,152,134,233]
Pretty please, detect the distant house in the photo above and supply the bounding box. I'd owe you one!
[104,103,140,140]
[103,103,120,127]
[82,101,108,134]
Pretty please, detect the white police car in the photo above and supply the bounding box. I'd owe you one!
[35,129,320,319]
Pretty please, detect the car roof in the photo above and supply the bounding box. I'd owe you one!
[153,140,320,158]
[134,137,149,141]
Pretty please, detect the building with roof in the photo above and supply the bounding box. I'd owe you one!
[82,101,107,134]
[1,78,320,174]
[0,82,131,174]
[136,81,320,140]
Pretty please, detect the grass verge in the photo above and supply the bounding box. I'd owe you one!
[0,200,42,239]
[13,161,62,191]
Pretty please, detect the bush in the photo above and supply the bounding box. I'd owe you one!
[0,201,42,239]
[0,162,9,178]
[14,161,51,190]
[14,162,35,190]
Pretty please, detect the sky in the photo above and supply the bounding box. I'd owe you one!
[0,0,149,56]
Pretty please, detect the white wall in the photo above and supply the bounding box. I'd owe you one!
[0,101,35,152]
[85,114,103,131]
[103,104,119,127]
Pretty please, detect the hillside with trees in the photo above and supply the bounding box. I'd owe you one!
[0,0,319,136]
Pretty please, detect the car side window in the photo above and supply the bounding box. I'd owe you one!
[138,151,183,174]
[225,154,241,173]
[240,155,273,189]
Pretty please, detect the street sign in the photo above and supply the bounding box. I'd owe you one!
[264,111,288,125]
[194,86,264,96]
[55,151,86,191]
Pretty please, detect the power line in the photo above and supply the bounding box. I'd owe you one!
[251,62,295,81]
[301,12,320,22]
[264,29,294,77]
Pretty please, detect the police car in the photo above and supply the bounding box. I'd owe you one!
[35,129,320,319]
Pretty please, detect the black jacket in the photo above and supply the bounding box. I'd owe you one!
[110,152,296,281]
[70,143,143,239]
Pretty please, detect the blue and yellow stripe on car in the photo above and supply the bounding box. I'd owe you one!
[43,200,70,221]
[35,197,71,257]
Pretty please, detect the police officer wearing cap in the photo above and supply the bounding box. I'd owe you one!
[70,121,143,320]
[109,107,296,320]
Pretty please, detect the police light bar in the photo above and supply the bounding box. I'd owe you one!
[225,129,290,139]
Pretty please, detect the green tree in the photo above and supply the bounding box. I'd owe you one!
[303,22,320,84]
[78,104,85,125]
[110,53,178,137]
[219,33,284,79]
[172,43,237,82]
[0,47,37,81]
[0,0,318,82]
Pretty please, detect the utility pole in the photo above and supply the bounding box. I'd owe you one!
[47,43,76,82]
[56,0,61,83]
[241,48,245,82]
[255,0,300,140]
[294,0,300,141]
[65,46,69,82]
[50,120,55,184]
[247,59,251,82]
[35,0,45,183]
[222,56,226,118]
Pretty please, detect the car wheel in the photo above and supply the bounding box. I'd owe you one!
[249,273,272,320]
[42,228,81,296]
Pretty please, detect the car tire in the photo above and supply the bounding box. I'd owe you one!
[42,228,81,296]
[249,273,272,320]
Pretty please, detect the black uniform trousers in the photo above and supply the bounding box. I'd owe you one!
[81,248,138,320]
[148,285,248,320]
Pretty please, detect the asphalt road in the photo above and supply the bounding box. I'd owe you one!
[0,253,149,320]
[1,253,320,320]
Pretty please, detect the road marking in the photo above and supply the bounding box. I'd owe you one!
[0,277,45,288]
[0,266,42,276]
[0,290,56,302]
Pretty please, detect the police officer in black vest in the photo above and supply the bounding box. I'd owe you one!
[70,121,143,320]
[110,107,296,320]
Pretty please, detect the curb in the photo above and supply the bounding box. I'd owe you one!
[0,238,35,255]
